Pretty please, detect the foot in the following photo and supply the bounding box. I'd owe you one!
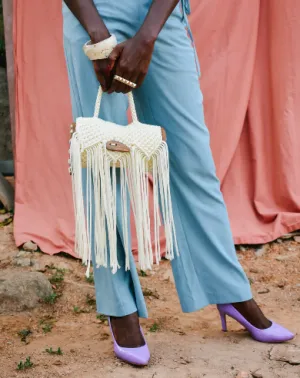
[232,299,272,329]
[110,312,145,348]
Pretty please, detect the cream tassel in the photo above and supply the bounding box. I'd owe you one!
[70,136,178,274]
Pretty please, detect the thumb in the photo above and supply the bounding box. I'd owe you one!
[108,42,125,62]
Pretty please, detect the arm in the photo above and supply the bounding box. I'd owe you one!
[64,0,113,90]
[64,0,109,42]
[108,0,180,94]
[138,0,180,43]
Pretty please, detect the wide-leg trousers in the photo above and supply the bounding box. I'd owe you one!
[63,0,252,318]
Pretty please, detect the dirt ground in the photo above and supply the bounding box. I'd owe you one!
[0,221,299,378]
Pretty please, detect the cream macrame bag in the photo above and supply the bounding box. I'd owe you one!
[69,87,178,275]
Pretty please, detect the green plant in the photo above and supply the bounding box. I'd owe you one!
[42,323,53,333]
[43,292,59,304]
[149,322,160,333]
[142,288,160,299]
[17,329,32,342]
[85,273,94,284]
[49,269,65,285]
[139,270,148,277]
[73,306,81,313]
[17,357,33,371]
[96,314,107,323]
[45,347,63,355]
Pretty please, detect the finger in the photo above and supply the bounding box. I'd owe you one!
[93,63,107,91]
[121,74,137,94]
[108,64,127,94]
[108,42,125,63]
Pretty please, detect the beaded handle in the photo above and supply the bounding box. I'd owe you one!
[93,86,138,123]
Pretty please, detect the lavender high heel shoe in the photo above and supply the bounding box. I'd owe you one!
[217,304,295,343]
[108,318,150,366]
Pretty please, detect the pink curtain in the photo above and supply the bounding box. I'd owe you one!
[190,0,300,243]
[13,0,300,256]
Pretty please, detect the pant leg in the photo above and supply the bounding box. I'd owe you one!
[133,4,252,312]
[62,3,148,318]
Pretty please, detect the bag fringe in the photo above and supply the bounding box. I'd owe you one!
[70,135,178,275]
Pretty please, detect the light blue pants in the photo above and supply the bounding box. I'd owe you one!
[63,0,252,318]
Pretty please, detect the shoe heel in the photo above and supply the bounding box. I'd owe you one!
[219,311,228,332]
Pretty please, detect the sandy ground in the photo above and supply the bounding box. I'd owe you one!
[0,221,299,378]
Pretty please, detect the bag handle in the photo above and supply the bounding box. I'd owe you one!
[93,86,138,123]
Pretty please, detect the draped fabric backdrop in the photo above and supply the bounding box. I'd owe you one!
[13,0,300,257]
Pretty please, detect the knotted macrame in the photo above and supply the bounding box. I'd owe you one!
[69,87,178,276]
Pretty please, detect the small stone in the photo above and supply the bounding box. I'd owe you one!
[250,268,259,274]
[281,233,294,240]
[255,244,269,257]
[258,288,270,294]
[270,345,300,365]
[239,246,247,252]
[0,213,12,223]
[30,260,46,272]
[236,372,250,378]
[14,258,31,267]
[277,238,283,243]
[276,255,293,262]
[16,251,31,258]
[23,241,38,252]
[251,370,263,378]
[294,236,300,243]
[277,282,285,289]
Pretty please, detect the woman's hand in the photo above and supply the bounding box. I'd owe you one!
[107,34,155,94]
[92,58,115,92]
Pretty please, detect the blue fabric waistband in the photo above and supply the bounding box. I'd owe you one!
[182,0,191,15]
[180,0,200,77]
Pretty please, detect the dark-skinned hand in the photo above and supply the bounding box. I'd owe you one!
[92,58,115,92]
[107,34,155,94]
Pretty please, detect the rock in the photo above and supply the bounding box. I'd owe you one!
[14,257,31,267]
[0,270,53,313]
[16,251,32,258]
[294,236,300,243]
[23,241,38,252]
[236,372,250,378]
[31,261,46,272]
[251,371,263,378]
[0,212,12,223]
[250,268,259,274]
[276,254,297,262]
[258,288,270,294]
[269,345,300,365]
[281,233,294,240]
[277,238,283,243]
[255,244,269,257]
[0,173,14,211]
[277,282,285,289]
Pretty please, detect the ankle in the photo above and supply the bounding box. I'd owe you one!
[110,313,145,348]
[232,300,272,329]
